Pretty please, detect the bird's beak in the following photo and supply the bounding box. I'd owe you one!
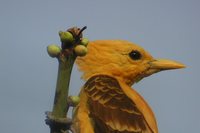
[148,59,185,73]
[134,59,185,83]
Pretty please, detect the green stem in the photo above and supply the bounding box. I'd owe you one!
[46,26,88,133]
[51,52,76,133]
[53,57,75,116]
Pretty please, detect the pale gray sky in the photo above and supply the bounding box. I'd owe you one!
[0,0,199,133]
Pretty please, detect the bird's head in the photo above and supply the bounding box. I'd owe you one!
[76,40,185,85]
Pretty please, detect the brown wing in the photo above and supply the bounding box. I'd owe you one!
[84,75,153,133]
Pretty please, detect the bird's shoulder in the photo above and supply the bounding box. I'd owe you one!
[83,75,153,133]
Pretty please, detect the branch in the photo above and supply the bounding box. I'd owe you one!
[46,26,89,133]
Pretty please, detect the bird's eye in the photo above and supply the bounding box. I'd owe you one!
[129,50,142,60]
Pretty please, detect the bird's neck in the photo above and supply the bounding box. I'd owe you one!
[90,72,135,86]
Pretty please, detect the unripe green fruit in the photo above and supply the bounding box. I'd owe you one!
[74,45,88,56]
[81,38,89,46]
[68,96,80,106]
[47,44,61,58]
[59,31,74,43]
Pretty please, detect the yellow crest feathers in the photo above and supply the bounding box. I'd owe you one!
[76,40,136,80]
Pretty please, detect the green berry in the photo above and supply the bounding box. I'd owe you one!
[59,31,74,43]
[74,45,88,56]
[68,96,80,106]
[47,44,61,58]
[81,38,89,46]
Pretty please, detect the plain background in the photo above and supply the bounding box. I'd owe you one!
[0,0,199,133]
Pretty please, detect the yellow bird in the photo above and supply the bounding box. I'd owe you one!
[72,40,185,133]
